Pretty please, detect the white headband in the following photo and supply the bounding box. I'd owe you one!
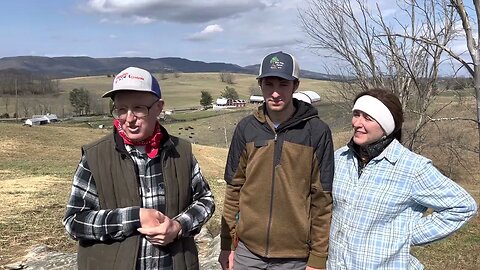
[352,95,395,136]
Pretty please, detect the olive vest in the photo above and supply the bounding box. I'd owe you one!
[77,129,199,270]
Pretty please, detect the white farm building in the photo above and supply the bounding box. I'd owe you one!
[293,90,321,104]
[250,91,321,105]
[249,95,264,104]
[24,114,59,126]
[213,98,247,110]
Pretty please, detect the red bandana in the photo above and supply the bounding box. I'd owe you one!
[114,119,163,158]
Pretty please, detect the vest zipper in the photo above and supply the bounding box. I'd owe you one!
[161,150,168,216]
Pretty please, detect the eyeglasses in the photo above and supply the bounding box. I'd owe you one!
[112,99,159,119]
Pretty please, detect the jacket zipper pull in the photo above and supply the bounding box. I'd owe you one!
[274,133,277,142]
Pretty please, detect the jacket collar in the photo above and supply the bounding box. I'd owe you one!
[254,99,318,130]
[344,138,402,165]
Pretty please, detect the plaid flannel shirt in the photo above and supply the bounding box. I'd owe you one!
[327,139,477,270]
[63,144,215,270]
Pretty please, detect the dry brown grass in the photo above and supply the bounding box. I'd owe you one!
[193,145,228,235]
[0,176,70,263]
[0,123,229,266]
[0,93,479,268]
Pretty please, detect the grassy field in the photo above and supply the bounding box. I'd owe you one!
[0,73,479,268]
[0,120,479,268]
[0,72,338,119]
[56,72,337,112]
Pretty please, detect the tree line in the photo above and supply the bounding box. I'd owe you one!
[0,69,59,96]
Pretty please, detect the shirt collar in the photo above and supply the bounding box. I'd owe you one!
[373,139,402,164]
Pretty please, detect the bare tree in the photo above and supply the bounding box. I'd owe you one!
[0,70,60,96]
[4,96,9,114]
[384,0,458,149]
[299,0,459,150]
[38,103,51,115]
[249,83,262,96]
[158,70,167,80]
[70,88,90,116]
[219,72,236,84]
[444,0,480,158]
[89,93,105,115]
[22,100,30,118]
[377,0,480,158]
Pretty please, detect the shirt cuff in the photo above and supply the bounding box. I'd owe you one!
[124,206,141,236]
[173,213,191,237]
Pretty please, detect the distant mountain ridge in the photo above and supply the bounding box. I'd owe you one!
[0,56,336,80]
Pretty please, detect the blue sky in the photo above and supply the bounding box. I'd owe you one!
[0,0,471,75]
[0,0,328,72]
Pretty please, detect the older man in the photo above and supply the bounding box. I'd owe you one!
[63,66,214,270]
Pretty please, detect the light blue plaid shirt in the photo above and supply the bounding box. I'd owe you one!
[327,139,477,270]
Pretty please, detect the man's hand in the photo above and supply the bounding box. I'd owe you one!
[306,267,325,270]
[138,209,182,246]
[139,208,165,228]
[218,250,235,270]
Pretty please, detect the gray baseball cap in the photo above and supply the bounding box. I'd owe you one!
[257,51,300,81]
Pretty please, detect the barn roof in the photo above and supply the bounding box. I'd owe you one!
[293,90,320,104]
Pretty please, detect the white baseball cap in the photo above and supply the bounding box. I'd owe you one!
[102,66,161,98]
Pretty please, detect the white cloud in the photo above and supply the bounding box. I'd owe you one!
[87,0,153,13]
[119,50,142,56]
[247,38,300,49]
[219,1,304,50]
[75,0,328,71]
[133,15,155,24]
[450,42,469,55]
[201,24,224,35]
[381,8,397,17]
[85,0,266,23]
[187,24,224,41]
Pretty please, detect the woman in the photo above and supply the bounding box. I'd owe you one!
[327,88,477,269]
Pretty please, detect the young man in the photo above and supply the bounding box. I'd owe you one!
[63,66,215,270]
[218,51,334,270]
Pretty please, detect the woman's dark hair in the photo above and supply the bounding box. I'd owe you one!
[353,88,404,141]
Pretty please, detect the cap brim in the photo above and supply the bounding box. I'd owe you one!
[101,88,160,98]
[256,72,297,81]
[101,89,118,98]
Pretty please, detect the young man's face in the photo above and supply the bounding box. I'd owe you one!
[260,76,298,113]
[113,91,164,142]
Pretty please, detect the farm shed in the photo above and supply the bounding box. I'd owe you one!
[213,98,247,110]
[293,90,321,104]
[24,114,58,126]
[249,95,264,104]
